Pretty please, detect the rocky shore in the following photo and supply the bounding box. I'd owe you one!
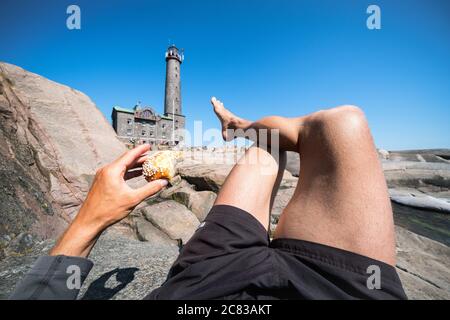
[0,62,448,299]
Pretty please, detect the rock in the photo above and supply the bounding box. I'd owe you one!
[158,178,217,221]
[280,171,298,189]
[133,217,177,246]
[378,149,389,160]
[382,161,450,190]
[141,200,200,244]
[286,151,300,177]
[79,232,178,299]
[5,233,35,256]
[172,188,217,221]
[397,269,448,300]
[168,174,182,186]
[271,187,296,222]
[389,188,450,214]
[395,226,450,299]
[187,191,217,221]
[178,163,232,192]
[159,179,193,199]
[389,149,450,163]
[4,63,125,176]
[0,62,127,254]
[0,235,11,252]
[0,239,55,299]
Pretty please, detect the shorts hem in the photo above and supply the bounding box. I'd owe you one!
[270,238,401,285]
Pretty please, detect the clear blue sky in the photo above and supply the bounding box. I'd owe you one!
[1,0,449,149]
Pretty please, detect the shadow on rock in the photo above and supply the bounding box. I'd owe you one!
[81,267,139,300]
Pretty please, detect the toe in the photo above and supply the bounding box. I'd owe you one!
[222,129,229,141]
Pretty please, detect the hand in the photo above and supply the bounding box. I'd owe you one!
[74,144,168,230]
[50,144,168,257]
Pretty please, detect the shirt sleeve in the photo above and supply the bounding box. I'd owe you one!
[9,255,94,300]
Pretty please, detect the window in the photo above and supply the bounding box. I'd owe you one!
[126,128,132,136]
[127,118,132,125]
[150,131,154,137]
[142,130,146,136]
[162,131,166,138]
[162,124,166,129]
[142,110,152,118]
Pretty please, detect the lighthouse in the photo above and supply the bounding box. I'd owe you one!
[164,45,183,116]
[164,45,185,145]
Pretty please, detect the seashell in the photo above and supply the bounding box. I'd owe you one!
[142,150,182,182]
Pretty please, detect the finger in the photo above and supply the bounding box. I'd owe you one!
[129,154,149,169]
[124,168,143,180]
[116,144,150,169]
[133,179,168,201]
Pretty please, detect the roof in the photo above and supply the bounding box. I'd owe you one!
[113,106,134,114]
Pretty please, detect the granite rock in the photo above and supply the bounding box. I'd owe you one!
[395,226,450,299]
[0,62,126,257]
[141,200,200,244]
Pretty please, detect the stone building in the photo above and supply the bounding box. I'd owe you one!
[112,45,185,148]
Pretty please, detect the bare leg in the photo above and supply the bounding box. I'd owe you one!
[212,97,301,151]
[211,97,396,265]
[214,144,286,230]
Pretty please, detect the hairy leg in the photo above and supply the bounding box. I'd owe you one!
[211,97,396,265]
[211,97,302,151]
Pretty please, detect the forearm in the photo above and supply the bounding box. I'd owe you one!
[50,213,105,258]
[9,144,166,300]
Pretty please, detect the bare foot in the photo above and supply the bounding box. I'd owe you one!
[210,97,250,141]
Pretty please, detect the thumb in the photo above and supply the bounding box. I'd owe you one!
[134,179,168,202]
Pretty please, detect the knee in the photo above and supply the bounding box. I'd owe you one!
[241,145,281,175]
[308,105,370,144]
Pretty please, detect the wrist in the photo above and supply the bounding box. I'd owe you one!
[50,216,104,258]
[73,207,110,234]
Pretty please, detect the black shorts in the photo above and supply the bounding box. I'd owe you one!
[146,205,407,300]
